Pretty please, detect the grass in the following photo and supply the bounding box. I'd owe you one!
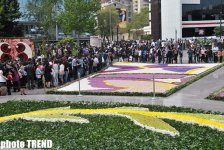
[0,100,224,149]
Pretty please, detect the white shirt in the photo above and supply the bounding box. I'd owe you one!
[59,64,65,72]
[53,64,59,73]
[0,70,6,83]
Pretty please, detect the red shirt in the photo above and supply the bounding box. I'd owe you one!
[219,51,223,57]
[7,74,13,81]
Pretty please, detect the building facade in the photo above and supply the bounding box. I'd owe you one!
[133,0,149,13]
[151,0,224,40]
[101,0,133,22]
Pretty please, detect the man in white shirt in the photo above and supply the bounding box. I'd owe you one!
[72,57,78,80]
[93,56,99,72]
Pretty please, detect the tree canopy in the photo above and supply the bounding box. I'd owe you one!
[57,0,100,35]
[130,7,149,30]
[0,0,21,37]
[26,0,63,39]
[97,7,119,40]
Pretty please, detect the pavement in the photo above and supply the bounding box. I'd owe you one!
[1,50,224,113]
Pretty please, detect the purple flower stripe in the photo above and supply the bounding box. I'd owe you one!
[104,64,205,73]
[97,74,194,80]
[103,66,141,73]
[144,65,204,72]
[85,74,195,93]
[218,91,224,97]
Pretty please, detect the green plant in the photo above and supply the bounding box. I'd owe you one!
[0,101,224,149]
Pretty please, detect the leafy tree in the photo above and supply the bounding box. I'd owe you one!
[56,37,76,48]
[0,0,21,37]
[57,0,100,45]
[57,36,77,56]
[214,26,224,37]
[120,7,149,39]
[26,0,63,40]
[130,7,149,30]
[97,7,119,41]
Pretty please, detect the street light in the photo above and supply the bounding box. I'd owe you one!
[220,0,223,39]
[109,7,112,41]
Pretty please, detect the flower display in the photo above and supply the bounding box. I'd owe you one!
[1,106,224,137]
[103,62,220,75]
[58,74,194,93]
[208,87,224,101]
[57,62,221,95]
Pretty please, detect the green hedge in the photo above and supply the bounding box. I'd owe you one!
[0,100,224,150]
[47,63,224,97]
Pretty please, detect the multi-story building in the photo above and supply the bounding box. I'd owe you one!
[101,0,133,22]
[133,0,149,13]
[151,0,224,40]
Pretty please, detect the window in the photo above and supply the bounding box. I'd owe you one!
[182,0,223,21]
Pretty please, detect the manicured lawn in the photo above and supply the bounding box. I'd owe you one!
[0,100,224,150]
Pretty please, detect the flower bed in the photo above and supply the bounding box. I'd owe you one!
[207,87,224,101]
[49,62,223,97]
[1,100,224,149]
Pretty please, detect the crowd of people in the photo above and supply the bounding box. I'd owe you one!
[114,39,223,64]
[0,38,223,96]
[0,44,113,96]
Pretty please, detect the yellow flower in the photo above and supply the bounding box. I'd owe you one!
[1,107,224,136]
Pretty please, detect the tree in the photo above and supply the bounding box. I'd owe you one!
[0,0,21,37]
[214,26,224,37]
[57,0,100,45]
[26,0,63,40]
[56,37,77,56]
[120,7,149,39]
[97,7,119,41]
[130,7,149,30]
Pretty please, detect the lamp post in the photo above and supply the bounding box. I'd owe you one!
[117,24,119,43]
[110,7,112,41]
[56,21,58,41]
[220,0,223,39]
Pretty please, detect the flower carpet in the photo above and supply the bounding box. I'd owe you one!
[54,62,222,96]
[1,100,224,149]
[207,87,224,101]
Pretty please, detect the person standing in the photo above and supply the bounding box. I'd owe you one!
[72,56,78,80]
[0,69,7,96]
[35,64,43,88]
[93,55,99,72]
[187,48,193,64]
[64,60,69,83]
[219,50,223,63]
[19,64,27,95]
[59,61,65,85]
[6,71,13,95]
[44,62,52,88]
[179,50,183,64]
[53,60,59,87]
[26,61,35,90]
[207,49,213,63]
[12,63,20,92]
